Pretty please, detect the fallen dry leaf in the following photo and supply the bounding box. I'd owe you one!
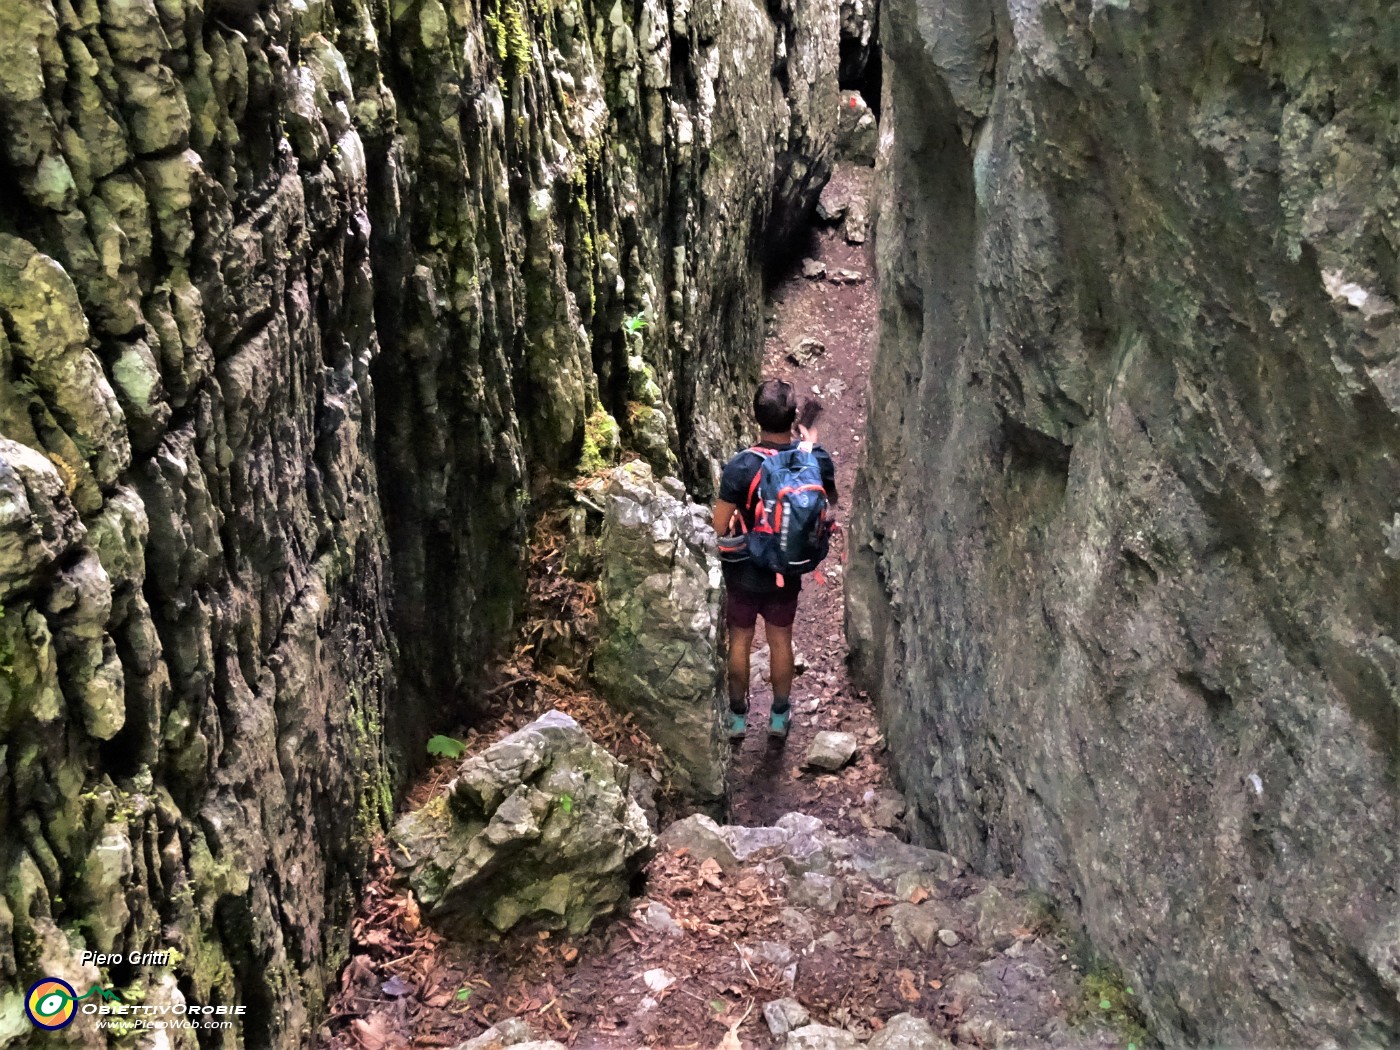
[897,968,922,1003]
[350,1014,398,1050]
[698,858,725,890]
[712,1000,753,1049]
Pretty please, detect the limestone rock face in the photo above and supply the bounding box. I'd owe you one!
[392,711,654,935]
[0,0,834,1040]
[852,0,1400,1046]
[592,462,727,807]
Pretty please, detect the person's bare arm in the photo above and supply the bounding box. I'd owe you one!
[797,399,838,502]
[712,499,738,536]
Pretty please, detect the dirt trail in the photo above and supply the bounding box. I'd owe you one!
[729,164,884,835]
[322,168,1142,1050]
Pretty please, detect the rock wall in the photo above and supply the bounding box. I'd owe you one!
[0,0,835,1042]
[849,0,1400,1046]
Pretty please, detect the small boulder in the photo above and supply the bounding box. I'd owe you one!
[967,883,1041,950]
[392,711,654,935]
[889,902,940,951]
[844,195,870,244]
[895,871,936,901]
[867,1013,954,1050]
[789,871,845,913]
[764,997,812,1038]
[777,812,827,836]
[454,1018,535,1049]
[801,257,828,279]
[785,1023,862,1049]
[591,462,727,807]
[805,731,859,771]
[779,906,816,943]
[850,835,961,882]
[938,928,961,947]
[788,337,827,367]
[642,968,675,992]
[864,788,906,831]
[657,813,740,871]
[639,900,684,937]
[816,183,849,223]
[724,823,793,861]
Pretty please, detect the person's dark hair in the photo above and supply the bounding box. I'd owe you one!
[753,379,798,432]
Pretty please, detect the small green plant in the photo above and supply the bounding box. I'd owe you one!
[557,792,574,814]
[426,735,467,759]
[1079,969,1149,1048]
[622,312,648,335]
[455,986,473,1002]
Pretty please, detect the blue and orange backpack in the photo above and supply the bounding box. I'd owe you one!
[719,444,833,583]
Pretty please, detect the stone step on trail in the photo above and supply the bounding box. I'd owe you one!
[636,810,1128,1048]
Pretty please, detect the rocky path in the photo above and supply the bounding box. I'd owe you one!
[321,169,1144,1050]
[729,163,885,836]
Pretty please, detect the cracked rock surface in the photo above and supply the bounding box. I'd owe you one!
[851,0,1400,1045]
[0,0,835,1040]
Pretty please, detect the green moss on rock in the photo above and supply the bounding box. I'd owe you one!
[579,408,620,475]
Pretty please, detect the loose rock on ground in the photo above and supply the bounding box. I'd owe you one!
[391,711,654,935]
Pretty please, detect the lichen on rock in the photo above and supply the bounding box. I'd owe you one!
[590,462,727,810]
[392,711,654,935]
[0,0,838,1034]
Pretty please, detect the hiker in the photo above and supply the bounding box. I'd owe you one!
[712,379,838,741]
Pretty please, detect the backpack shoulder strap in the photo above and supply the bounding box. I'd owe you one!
[745,446,776,508]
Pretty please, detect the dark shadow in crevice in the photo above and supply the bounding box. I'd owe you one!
[762,223,823,290]
[840,29,883,118]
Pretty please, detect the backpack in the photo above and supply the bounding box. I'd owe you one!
[719,444,832,582]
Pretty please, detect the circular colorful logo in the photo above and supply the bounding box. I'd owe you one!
[25,977,77,1030]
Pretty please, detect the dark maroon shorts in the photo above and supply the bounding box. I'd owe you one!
[725,587,800,630]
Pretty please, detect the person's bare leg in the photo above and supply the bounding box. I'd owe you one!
[767,623,794,708]
[728,625,756,712]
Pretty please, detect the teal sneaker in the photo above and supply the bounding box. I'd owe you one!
[768,708,792,740]
[726,710,748,739]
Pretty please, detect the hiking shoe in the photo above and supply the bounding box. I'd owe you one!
[726,710,748,739]
[768,708,792,740]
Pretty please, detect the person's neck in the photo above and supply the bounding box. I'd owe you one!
[758,429,793,445]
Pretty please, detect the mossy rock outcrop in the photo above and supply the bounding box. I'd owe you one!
[392,711,654,935]
[590,462,727,810]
